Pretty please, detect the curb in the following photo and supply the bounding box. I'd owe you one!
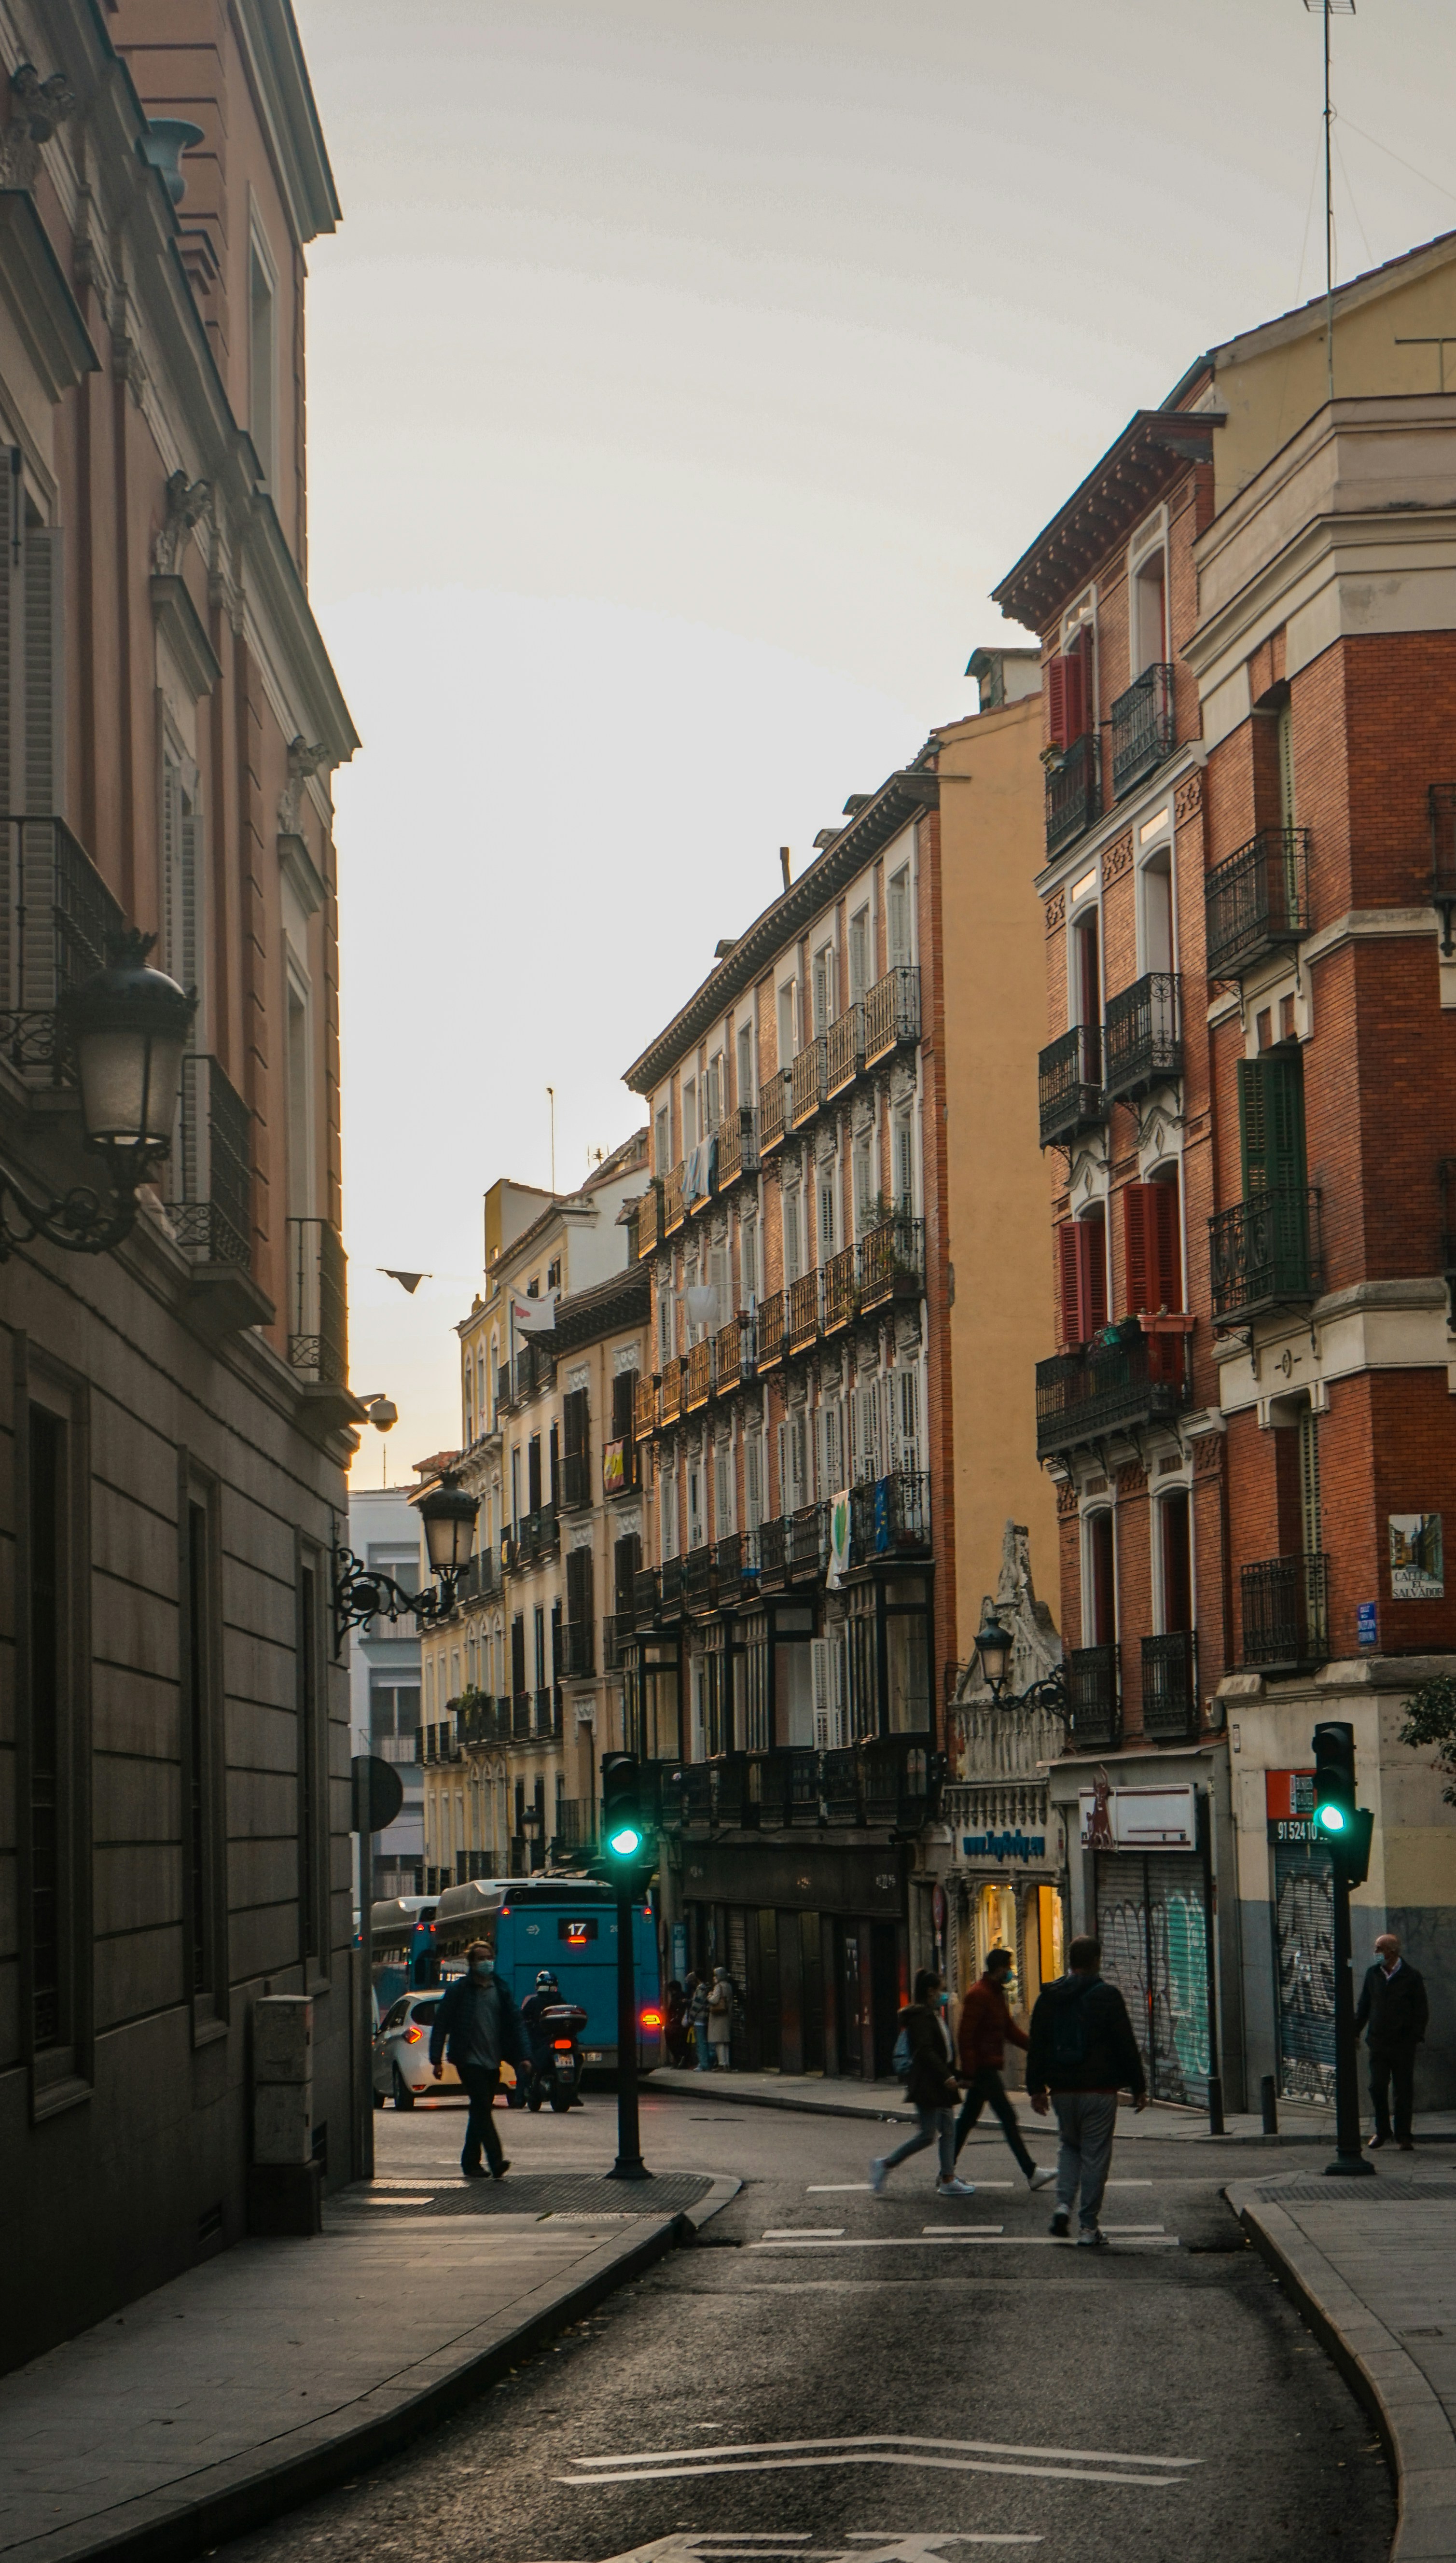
[648,2078,1434,2144]
[19,2176,741,2563]
[1230,2181,1456,2563]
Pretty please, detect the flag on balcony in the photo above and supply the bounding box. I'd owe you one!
[512,1293,557,1335]
[682,1284,717,1327]
[826,1487,852,1589]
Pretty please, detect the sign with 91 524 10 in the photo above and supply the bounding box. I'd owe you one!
[1266,1768,1317,1846]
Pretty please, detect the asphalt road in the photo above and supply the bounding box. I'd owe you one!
[226,2089,1394,2563]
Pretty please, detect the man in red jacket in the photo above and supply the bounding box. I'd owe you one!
[954,1947,1055,2189]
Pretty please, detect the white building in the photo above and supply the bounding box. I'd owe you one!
[348,1486,425,1899]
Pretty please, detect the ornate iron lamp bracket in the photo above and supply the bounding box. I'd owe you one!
[332,1546,458,1650]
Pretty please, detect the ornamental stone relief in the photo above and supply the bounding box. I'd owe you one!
[1175,771,1204,824]
[1045,891,1066,934]
[1104,832,1133,885]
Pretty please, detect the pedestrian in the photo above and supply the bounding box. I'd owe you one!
[664,1978,689,2068]
[708,1965,735,2070]
[428,1940,527,2181]
[1025,1933,1146,2247]
[689,1970,713,2070]
[953,1947,1055,2194]
[1356,1930,1428,2152]
[870,1967,975,2200]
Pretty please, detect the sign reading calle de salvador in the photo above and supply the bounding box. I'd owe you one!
[1078,1782,1198,1851]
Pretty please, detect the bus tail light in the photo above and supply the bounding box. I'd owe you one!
[639,2008,664,2031]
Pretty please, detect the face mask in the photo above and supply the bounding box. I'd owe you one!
[471,1958,494,1978]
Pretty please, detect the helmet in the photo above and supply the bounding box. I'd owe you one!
[535,1968,558,1991]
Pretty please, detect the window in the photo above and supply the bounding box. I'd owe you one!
[777,977,797,1068]
[285,967,313,1219]
[565,1544,593,1641]
[1056,1205,1109,1349]
[741,1214,759,1302]
[561,1388,590,1506]
[744,1428,763,1532]
[853,1135,874,1236]
[887,866,912,969]
[895,1369,921,1474]
[548,1419,559,1507]
[688,1463,704,1551]
[181,1475,225,2017]
[1237,1046,1307,1201]
[249,227,277,483]
[1158,1491,1193,1635]
[783,1189,803,1285]
[533,1606,546,1690]
[161,748,203,1041]
[818,1168,836,1255]
[0,481,63,815]
[527,1434,542,1513]
[706,1051,723,1133]
[1084,1510,1116,1646]
[849,904,871,1002]
[658,1285,673,1366]
[813,940,835,1035]
[510,1445,521,1526]
[1140,847,1173,977]
[1071,907,1100,1029]
[654,1102,669,1174]
[1299,1407,1322,1556]
[547,1257,561,1290]
[821,1401,844,1492]
[893,1112,915,1215]
[660,1467,679,1561]
[736,1020,754,1106]
[1123,1172,1183,1315]
[683,1079,697,1151]
[511,1615,527,1696]
[297,1549,329,1978]
[1130,523,1168,676]
[714,1443,734,1535]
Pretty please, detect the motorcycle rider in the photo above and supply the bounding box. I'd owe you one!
[520,1967,583,2108]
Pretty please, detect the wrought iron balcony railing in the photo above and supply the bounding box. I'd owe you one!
[715,1103,758,1188]
[558,1619,594,1680]
[514,1503,559,1564]
[1110,663,1176,799]
[759,1069,791,1153]
[660,1554,685,1618]
[715,1526,760,1603]
[758,1514,788,1587]
[510,1691,532,1741]
[683,1543,718,1613]
[636,1183,665,1257]
[786,1269,820,1353]
[659,1355,684,1425]
[559,1450,592,1510]
[1035,1329,1191,1462]
[1039,1022,1105,1148]
[664,1161,686,1233]
[822,1243,858,1332]
[552,1799,595,1856]
[790,1038,828,1127]
[1209,1187,1323,1327]
[1102,973,1182,1102]
[0,814,124,1087]
[860,1214,924,1309]
[1045,733,1100,857]
[632,1565,660,1627]
[864,965,920,1064]
[1205,827,1310,978]
[166,1053,252,1267]
[756,1290,785,1369]
[1067,1644,1121,1750]
[827,1001,864,1095]
[685,1338,714,1410]
[602,1612,627,1672]
[1141,1630,1198,1742]
[715,1313,746,1393]
[656,1734,937,1837]
[286,1217,348,1384]
[848,1470,930,1563]
[1242,1552,1330,1671]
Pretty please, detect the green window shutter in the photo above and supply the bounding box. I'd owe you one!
[1263,1046,1307,1196]
[1238,1057,1267,1197]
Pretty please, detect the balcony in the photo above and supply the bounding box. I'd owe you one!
[786,1270,820,1353]
[636,1184,666,1258]
[788,1502,827,1579]
[759,1069,791,1154]
[1039,1023,1105,1148]
[827,1001,864,1096]
[790,1037,828,1128]
[660,1554,685,1620]
[1102,973,1182,1103]
[497,1339,554,1410]
[1205,827,1310,979]
[513,1504,559,1566]
[634,1375,657,1441]
[1209,1188,1323,1328]
[716,1103,758,1189]
[864,965,920,1065]
[559,1450,592,1510]
[0,814,123,1087]
[552,1800,595,1859]
[1035,1330,1191,1462]
[664,1161,686,1233]
[656,1735,936,1836]
[286,1217,348,1386]
[749,1749,791,1829]
[759,1514,788,1589]
[683,1544,717,1614]
[1045,733,1100,857]
[685,1338,714,1410]
[716,1527,759,1605]
[1067,1644,1121,1750]
[715,1314,746,1394]
[1141,1631,1199,1742]
[532,1686,562,1740]
[859,1738,932,1831]
[558,1619,594,1680]
[454,1552,500,1609]
[757,1290,785,1369]
[848,1470,930,1563]
[1242,1553,1330,1672]
[603,1612,627,1671]
[166,1053,253,1268]
[822,1243,858,1333]
[660,1355,684,1425]
[860,1214,924,1310]
[1110,663,1175,799]
[632,1566,660,1628]
[510,1692,532,1741]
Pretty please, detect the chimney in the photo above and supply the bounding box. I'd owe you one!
[779,845,791,892]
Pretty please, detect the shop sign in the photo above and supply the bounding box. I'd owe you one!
[1078,1783,1197,1850]
[1266,1767,1317,1846]
[961,1827,1047,1863]
[1390,1514,1443,1599]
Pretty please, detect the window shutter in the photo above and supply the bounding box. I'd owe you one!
[714,1446,731,1532]
[1081,1215,1108,1336]
[1123,1184,1153,1315]
[1048,646,1086,750]
[1263,1046,1307,1195]
[745,1432,762,1530]
[811,1637,831,1749]
[832,1629,849,1749]
[567,1545,593,1625]
[563,1387,589,1461]
[613,1532,639,1617]
[1048,652,1070,751]
[1299,1408,1322,1553]
[511,1616,526,1694]
[1057,1220,1084,1349]
[1153,1175,1182,1312]
[611,1369,634,1440]
[23,520,60,814]
[1237,1056,1267,1196]
[548,1421,560,1508]
[897,1369,920,1472]
[896,1120,914,1212]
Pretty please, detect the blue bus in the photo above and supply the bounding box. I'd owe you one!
[431,1876,662,2074]
[370,1896,441,2015]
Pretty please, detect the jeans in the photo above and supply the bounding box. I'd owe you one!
[1370,2045,1416,2141]
[693,2029,713,2070]
[882,2105,956,2182]
[458,2064,504,2174]
[1051,2090,1118,2230]
[955,2067,1035,2175]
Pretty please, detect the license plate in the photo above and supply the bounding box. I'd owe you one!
[585,2050,602,2062]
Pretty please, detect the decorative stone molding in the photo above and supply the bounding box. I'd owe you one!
[1045,890,1066,934]
[1103,831,1133,885]
[1116,1461,1148,1499]
[1175,771,1204,825]
[954,1520,1063,1713]
[151,572,220,699]
[153,470,211,577]
[279,735,330,834]
[612,1344,639,1374]
[0,64,75,191]
[1056,1481,1079,1518]
[566,1362,589,1393]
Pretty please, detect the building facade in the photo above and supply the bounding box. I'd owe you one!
[418,1134,650,1884]
[1005,231,1456,2115]
[347,1487,423,1899]
[1,3,359,2372]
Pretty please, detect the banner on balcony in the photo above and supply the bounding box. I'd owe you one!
[1390,1513,1443,1599]
[826,1487,852,1589]
[512,1291,557,1336]
[1079,1782,1196,1851]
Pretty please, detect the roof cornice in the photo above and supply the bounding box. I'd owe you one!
[993,408,1221,635]
[621,764,938,1094]
[232,0,341,243]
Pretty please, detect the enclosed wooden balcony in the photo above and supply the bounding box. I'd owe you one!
[633,1373,657,1441]
[664,1160,686,1233]
[757,1290,785,1369]
[759,1069,791,1154]
[659,1354,684,1425]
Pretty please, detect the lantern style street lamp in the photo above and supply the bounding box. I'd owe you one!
[0,928,194,1261]
[972,1593,1068,1713]
[332,1470,479,1647]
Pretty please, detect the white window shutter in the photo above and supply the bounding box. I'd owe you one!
[811,1637,830,1749]
[23,521,61,816]
[832,1629,849,1749]
[745,1431,762,1531]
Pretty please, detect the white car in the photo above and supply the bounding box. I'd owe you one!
[372,1993,458,2108]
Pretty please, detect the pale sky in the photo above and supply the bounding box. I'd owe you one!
[290,0,1456,1482]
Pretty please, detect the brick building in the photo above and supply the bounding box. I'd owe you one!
[1001,232,1456,2116]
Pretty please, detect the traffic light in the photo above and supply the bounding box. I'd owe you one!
[1312,1720,1374,1887]
[600,1751,646,1864]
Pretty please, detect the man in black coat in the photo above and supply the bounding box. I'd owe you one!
[1026,1934,1147,2247]
[429,1941,527,2179]
[1355,1932,1428,2152]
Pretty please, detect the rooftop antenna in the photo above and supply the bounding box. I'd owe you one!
[1305,0,1356,406]
[546,1085,556,1193]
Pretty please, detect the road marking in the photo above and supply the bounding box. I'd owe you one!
[593,2537,1042,2560]
[1106,2180,1153,2188]
[1101,2225,1165,2235]
[568,2430,1199,2473]
[807,2184,875,2192]
[762,2228,846,2239]
[560,2425,1197,2491]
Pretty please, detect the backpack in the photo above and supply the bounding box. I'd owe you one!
[892,2023,913,2083]
[1050,1979,1091,2071]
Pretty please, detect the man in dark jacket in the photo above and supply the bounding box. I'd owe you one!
[953,1948,1055,2191]
[1025,1933,1147,2247]
[429,1941,527,2179]
[870,1969,974,2199]
[1356,1932,1428,2151]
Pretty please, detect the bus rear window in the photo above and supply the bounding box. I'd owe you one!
[558,1919,598,1944]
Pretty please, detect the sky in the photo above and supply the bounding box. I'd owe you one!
[289,0,1456,1483]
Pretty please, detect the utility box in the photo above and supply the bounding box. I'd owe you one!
[247,1994,321,2237]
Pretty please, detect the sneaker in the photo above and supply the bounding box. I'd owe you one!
[1367,2133,1386,2149]
[1076,2226,1110,2249]
[935,2176,976,2199]
[491,2157,511,2181]
[1028,2165,1056,2192]
[1049,2209,1071,2238]
[869,2157,889,2198]
[462,2164,487,2180]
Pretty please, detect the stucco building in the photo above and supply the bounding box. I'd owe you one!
[347,1486,423,1899]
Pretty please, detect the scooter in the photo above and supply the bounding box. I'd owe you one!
[526,2001,589,2112]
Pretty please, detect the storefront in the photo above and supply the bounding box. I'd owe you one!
[669,1835,909,2079]
[1265,1769,1336,2106]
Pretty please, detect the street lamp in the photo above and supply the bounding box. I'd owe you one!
[971,1593,1068,1714]
[331,1471,479,1647]
[0,928,194,1261]
[417,1476,478,1579]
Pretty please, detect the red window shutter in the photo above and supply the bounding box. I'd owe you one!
[1153,1175,1183,1313]
[1056,1220,1083,1350]
[1123,1183,1153,1315]
[1065,637,1087,743]
[1047,654,1070,751]
[1082,1213,1109,1336]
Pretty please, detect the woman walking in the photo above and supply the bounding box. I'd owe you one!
[870,1968,974,2200]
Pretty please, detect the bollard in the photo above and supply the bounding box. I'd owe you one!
[1206,2074,1225,2137]
[1261,2073,1279,2137]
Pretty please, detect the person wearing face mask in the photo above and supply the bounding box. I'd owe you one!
[429,1941,528,2180]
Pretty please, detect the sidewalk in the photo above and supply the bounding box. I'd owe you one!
[651,2063,1456,2145]
[1231,2162,1456,2563]
[0,2167,736,2563]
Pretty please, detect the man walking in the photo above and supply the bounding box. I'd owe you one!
[953,1947,1055,2192]
[429,1940,527,2180]
[1025,1934,1146,2247]
[1356,1931,1428,2152]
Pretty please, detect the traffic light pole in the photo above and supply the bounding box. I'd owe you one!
[607,1873,650,2181]
[1327,1847,1374,2177]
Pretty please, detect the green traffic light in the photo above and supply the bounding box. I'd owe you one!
[608,1823,643,1858]
[1316,1800,1346,1833]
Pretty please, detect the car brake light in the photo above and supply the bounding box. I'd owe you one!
[639,2009,664,2030]
[404,2026,422,2043]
